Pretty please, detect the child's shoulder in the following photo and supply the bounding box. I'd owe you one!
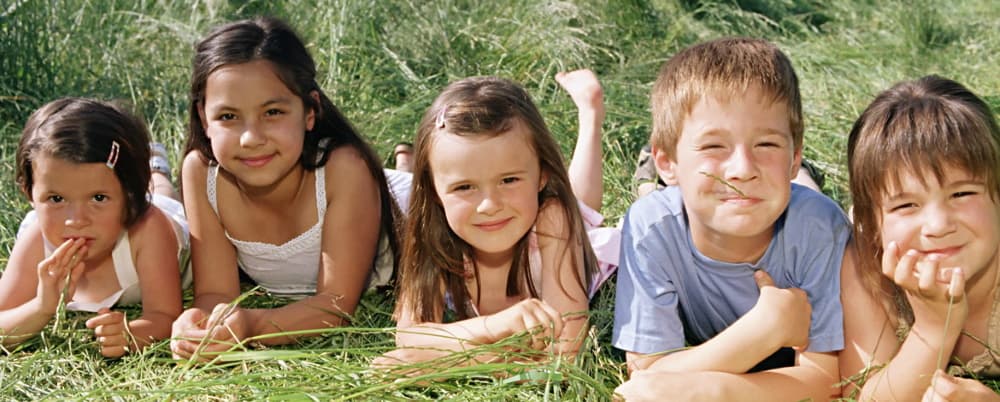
[779,184,852,245]
[127,202,181,254]
[623,186,684,232]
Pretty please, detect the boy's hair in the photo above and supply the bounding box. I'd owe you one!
[848,75,1000,317]
[397,76,598,323]
[650,37,803,160]
[16,98,152,227]
[184,17,401,275]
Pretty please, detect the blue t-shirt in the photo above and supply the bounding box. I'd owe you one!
[612,184,851,355]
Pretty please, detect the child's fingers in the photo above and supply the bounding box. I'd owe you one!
[753,269,775,288]
[892,249,920,287]
[881,241,900,277]
[947,268,965,301]
[917,256,940,294]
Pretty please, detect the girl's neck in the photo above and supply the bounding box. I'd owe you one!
[472,248,515,272]
[236,164,308,207]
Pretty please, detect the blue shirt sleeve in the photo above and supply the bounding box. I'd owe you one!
[787,189,851,353]
[612,204,686,354]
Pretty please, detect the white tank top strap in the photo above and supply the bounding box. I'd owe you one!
[315,167,327,219]
[207,163,220,215]
[111,231,139,291]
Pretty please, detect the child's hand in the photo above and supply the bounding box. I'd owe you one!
[555,69,604,116]
[35,238,87,314]
[487,298,563,351]
[922,370,1000,402]
[170,304,248,361]
[753,270,811,349]
[86,308,130,358]
[882,242,967,327]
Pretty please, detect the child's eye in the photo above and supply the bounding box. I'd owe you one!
[265,108,285,116]
[47,195,64,203]
[698,144,723,151]
[501,177,520,184]
[453,184,473,192]
[888,202,916,212]
[93,194,108,202]
[952,191,977,199]
[218,113,237,121]
[757,141,781,148]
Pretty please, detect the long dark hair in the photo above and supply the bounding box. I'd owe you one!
[396,76,598,323]
[184,17,401,277]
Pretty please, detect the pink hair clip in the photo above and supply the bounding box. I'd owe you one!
[435,105,448,129]
[106,140,120,169]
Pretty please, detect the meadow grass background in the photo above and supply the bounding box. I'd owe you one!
[1,0,999,400]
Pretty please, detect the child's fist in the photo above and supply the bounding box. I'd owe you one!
[754,270,811,349]
[86,308,130,358]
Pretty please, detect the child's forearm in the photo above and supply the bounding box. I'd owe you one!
[644,308,784,374]
[0,298,56,347]
[857,322,963,402]
[396,315,502,350]
[621,353,840,402]
[127,311,177,350]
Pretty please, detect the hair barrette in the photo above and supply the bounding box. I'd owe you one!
[106,140,120,169]
[435,105,448,129]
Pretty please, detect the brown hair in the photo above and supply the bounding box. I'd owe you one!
[396,76,598,323]
[848,75,1000,318]
[650,37,803,160]
[16,97,152,227]
[184,17,401,275]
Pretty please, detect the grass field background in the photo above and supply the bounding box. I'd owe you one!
[2,0,999,399]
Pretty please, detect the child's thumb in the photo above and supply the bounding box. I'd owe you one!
[754,270,775,289]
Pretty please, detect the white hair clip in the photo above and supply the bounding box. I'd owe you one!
[106,140,120,169]
[435,105,448,129]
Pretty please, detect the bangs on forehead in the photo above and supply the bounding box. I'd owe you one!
[861,99,1000,206]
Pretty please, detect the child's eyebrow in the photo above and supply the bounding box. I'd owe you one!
[260,97,295,107]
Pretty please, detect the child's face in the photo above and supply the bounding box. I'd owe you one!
[30,154,126,264]
[429,120,546,263]
[199,60,314,189]
[655,86,801,261]
[880,165,1000,281]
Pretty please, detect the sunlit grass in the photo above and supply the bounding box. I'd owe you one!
[2,0,1000,399]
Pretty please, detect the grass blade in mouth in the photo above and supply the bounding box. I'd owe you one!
[700,171,747,198]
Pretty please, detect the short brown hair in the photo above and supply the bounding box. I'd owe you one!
[848,75,1000,311]
[650,37,803,160]
[16,98,152,226]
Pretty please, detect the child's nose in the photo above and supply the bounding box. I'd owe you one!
[240,121,267,147]
[476,191,503,215]
[64,204,90,228]
[921,203,957,237]
[724,146,759,182]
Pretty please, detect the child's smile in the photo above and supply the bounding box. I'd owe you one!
[880,165,1000,282]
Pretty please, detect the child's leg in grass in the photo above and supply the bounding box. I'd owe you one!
[556,69,604,212]
[149,142,179,201]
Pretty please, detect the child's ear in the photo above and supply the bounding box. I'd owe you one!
[538,170,549,192]
[791,147,803,178]
[306,91,320,131]
[652,147,678,186]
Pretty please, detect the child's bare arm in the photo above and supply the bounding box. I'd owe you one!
[556,69,604,212]
[842,242,968,401]
[628,270,810,374]
[617,351,840,401]
[0,233,86,347]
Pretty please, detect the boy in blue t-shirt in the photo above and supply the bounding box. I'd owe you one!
[613,37,854,401]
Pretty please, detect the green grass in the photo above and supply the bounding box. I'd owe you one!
[2,0,1000,399]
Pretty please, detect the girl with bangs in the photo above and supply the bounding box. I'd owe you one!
[374,70,618,370]
[841,75,1000,401]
